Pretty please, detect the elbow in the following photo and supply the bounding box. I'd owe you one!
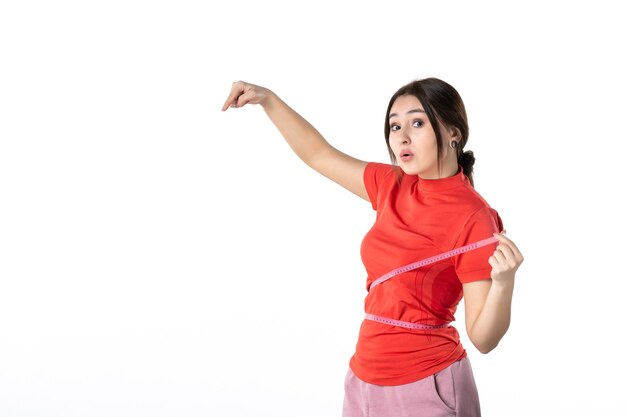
[476,343,498,355]
[470,335,499,354]
[470,325,510,354]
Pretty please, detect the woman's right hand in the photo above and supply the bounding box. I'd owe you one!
[221,81,271,111]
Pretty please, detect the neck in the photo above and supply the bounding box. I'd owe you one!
[418,159,460,180]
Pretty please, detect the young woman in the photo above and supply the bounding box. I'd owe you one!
[222,78,523,417]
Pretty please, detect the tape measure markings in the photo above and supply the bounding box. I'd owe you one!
[368,235,499,292]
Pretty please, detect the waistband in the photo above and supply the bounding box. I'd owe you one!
[364,313,451,330]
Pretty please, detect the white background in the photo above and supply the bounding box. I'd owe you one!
[1,1,625,416]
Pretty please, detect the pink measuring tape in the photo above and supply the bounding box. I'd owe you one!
[365,235,499,330]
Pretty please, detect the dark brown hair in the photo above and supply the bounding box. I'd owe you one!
[384,77,476,187]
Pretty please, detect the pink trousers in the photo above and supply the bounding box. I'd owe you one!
[342,357,481,417]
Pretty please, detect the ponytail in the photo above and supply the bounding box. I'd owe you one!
[458,150,475,187]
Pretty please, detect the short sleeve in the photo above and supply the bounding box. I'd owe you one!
[363,162,395,211]
[454,206,504,284]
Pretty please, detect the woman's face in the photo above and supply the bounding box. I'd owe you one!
[388,94,458,178]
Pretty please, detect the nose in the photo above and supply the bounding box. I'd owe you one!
[401,132,411,145]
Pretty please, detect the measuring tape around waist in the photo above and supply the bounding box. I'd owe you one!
[364,313,452,330]
[365,235,499,330]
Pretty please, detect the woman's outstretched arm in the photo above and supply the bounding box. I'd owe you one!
[222,81,370,201]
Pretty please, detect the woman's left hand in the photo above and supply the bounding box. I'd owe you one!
[488,231,524,285]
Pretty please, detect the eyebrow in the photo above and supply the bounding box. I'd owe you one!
[389,109,425,119]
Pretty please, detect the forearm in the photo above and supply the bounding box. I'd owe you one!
[469,280,514,354]
[261,91,333,166]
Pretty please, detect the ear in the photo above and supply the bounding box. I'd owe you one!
[448,126,462,141]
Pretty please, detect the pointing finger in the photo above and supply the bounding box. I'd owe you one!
[221,82,245,111]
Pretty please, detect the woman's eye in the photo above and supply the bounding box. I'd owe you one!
[390,121,423,131]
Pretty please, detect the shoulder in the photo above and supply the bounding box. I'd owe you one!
[458,182,495,212]
[362,162,399,210]
[449,185,503,243]
[363,162,399,190]
[364,162,396,177]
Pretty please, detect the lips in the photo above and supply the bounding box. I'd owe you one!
[399,149,414,161]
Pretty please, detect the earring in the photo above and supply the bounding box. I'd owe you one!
[449,141,458,149]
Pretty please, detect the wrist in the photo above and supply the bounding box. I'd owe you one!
[491,277,515,292]
[260,89,278,109]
